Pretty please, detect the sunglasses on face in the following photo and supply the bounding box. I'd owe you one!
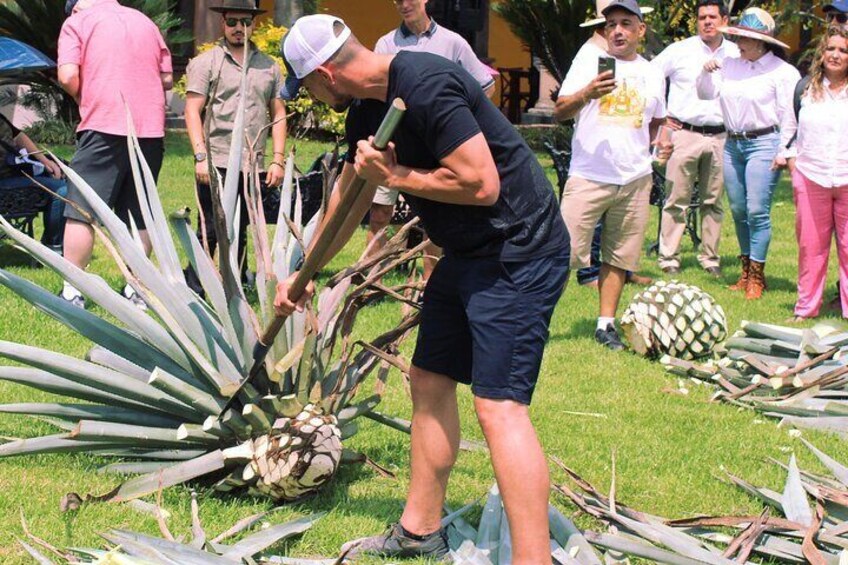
[828,13,848,24]
[224,17,254,27]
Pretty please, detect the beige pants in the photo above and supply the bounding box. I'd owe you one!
[561,174,652,272]
[658,128,726,270]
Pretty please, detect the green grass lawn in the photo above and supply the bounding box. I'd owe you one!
[0,130,846,562]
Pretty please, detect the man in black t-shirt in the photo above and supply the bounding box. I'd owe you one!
[275,15,569,563]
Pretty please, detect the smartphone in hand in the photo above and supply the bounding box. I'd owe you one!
[598,56,616,79]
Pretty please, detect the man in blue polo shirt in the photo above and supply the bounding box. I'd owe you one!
[275,14,569,564]
[368,0,496,281]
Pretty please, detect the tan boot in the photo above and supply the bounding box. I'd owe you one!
[746,260,766,300]
[729,255,750,291]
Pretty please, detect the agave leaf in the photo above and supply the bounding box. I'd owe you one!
[583,531,713,565]
[0,366,178,418]
[498,507,512,565]
[17,539,57,565]
[104,450,227,503]
[0,268,190,380]
[801,439,848,488]
[98,448,207,461]
[211,508,283,543]
[0,215,193,371]
[148,368,228,417]
[0,434,124,457]
[72,420,218,448]
[86,346,152,383]
[548,504,603,565]
[98,461,180,475]
[0,341,201,420]
[782,454,814,527]
[170,211,247,363]
[220,513,323,560]
[102,529,236,564]
[0,403,181,428]
[476,484,502,562]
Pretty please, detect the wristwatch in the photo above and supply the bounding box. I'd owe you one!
[194,152,207,163]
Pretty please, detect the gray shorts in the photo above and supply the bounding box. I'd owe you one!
[64,130,164,228]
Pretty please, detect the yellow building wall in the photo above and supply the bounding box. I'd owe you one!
[315,0,531,70]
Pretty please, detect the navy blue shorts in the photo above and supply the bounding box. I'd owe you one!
[412,248,570,405]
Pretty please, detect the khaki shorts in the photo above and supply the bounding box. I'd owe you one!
[560,174,652,272]
[373,185,399,206]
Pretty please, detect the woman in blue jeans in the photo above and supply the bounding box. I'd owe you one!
[696,7,800,299]
[0,114,66,252]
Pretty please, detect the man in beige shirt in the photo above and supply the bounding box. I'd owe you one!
[183,0,286,294]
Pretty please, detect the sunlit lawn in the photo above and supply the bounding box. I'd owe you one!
[0,130,845,562]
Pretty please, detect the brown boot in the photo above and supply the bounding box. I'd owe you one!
[746,260,766,300]
[729,255,750,291]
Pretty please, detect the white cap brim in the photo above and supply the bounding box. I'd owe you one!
[580,6,653,27]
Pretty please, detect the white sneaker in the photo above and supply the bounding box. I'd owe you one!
[122,284,147,311]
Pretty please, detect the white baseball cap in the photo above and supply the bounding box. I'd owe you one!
[280,14,351,100]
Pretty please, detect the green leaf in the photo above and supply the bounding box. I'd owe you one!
[0,403,181,428]
[220,513,324,560]
[105,450,228,503]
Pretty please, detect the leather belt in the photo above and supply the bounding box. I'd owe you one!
[678,120,726,135]
[727,125,779,140]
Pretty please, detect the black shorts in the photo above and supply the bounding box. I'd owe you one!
[64,131,165,228]
[412,248,570,405]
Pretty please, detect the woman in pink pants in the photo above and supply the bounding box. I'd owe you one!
[781,26,848,321]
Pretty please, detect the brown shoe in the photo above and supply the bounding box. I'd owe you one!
[729,255,750,291]
[626,272,654,286]
[745,260,766,300]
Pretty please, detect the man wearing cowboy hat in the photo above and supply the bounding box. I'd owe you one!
[182,0,287,296]
[57,0,172,309]
[556,0,669,351]
[652,0,739,278]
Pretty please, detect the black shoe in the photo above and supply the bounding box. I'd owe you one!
[340,522,449,560]
[661,265,680,275]
[704,266,722,279]
[59,291,85,309]
[595,324,625,351]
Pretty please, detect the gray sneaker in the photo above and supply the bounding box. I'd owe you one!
[122,285,147,311]
[341,522,450,561]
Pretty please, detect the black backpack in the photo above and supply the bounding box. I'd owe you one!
[786,75,811,149]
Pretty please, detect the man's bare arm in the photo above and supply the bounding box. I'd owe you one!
[554,71,616,122]
[57,63,81,103]
[160,72,173,91]
[356,132,500,206]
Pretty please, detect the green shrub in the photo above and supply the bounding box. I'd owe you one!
[24,119,76,146]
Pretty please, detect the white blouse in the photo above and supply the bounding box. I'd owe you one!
[792,78,848,188]
[696,51,801,153]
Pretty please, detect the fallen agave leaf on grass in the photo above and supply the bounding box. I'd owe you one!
[0,116,425,505]
[20,500,326,565]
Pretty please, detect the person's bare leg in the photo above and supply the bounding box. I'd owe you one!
[422,242,442,282]
[475,397,552,565]
[367,203,394,254]
[599,262,627,318]
[398,365,460,535]
[63,219,95,269]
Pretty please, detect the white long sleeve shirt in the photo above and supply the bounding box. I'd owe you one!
[696,51,801,152]
[651,35,739,127]
[792,78,848,188]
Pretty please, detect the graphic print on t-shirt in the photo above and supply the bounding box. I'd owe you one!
[598,76,647,128]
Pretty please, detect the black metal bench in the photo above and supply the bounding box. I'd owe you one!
[0,179,51,239]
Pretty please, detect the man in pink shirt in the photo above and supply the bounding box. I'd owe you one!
[57,0,173,309]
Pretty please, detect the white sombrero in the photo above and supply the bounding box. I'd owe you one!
[719,7,790,50]
[580,0,654,28]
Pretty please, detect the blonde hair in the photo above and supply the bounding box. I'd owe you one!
[807,25,848,102]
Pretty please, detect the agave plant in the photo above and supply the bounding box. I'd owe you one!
[0,99,424,504]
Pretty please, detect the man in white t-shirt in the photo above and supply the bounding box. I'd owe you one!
[555,0,668,351]
[652,0,739,277]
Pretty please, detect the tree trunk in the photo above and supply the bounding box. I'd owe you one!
[274,0,304,26]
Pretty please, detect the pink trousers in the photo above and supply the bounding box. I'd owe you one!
[792,169,848,318]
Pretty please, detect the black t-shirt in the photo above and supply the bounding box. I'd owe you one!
[0,114,21,179]
[346,51,568,261]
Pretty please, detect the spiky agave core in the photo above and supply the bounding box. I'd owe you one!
[0,114,424,503]
[620,281,728,361]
